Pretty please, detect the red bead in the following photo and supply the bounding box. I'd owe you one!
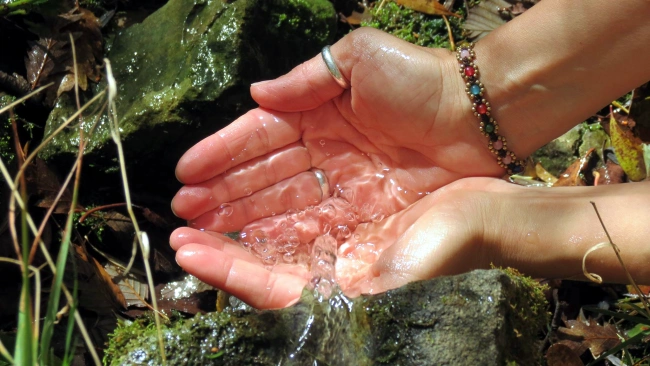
[464,66,475,77]
[476,104,487,114]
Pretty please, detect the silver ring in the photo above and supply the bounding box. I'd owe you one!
[311,169,331,200]
[321,45,350,89]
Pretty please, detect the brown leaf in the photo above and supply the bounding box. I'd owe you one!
[609,113,647,181]
[104,263,150,308]
[594,160,625,185]
[396,0,460,17]
[25,158,83,214]
[556,314,622,358]
[553,148,595,187]
[71,244,127,312]
[24,38,67,90]
[462,0,510,40]
[546,343,584,366]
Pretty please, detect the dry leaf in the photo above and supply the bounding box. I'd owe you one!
[72,244,127,313]
[462,0,510,40]
[553,148,595,187]
[556,312,622,358]
[25,158,83,214]
[25,38,67,90]
[104,263,150,308]
[535,163,558,184]
[545,343,584,366]
[396,0,460,17]
[610,112,647,181]
[593,160,625,186]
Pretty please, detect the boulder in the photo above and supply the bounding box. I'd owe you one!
[40,0,336,192]
[105,269,548,365]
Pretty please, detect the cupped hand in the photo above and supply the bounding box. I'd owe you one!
[171,178,514,309]
[171,27,504,235]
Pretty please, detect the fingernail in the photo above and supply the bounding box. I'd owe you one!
[251,80,271,87]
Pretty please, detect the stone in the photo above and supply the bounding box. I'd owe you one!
[502,154,512,165]
[531,124,583,176]
[104,269,548,365]
[476,103,487,114]
[493,139,503,150]
[460,49,471,59]
[470,83,481,95]
[39,0,336,193]
[485,123,494,133]
[464,66,475,77]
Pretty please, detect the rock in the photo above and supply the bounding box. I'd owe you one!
[104,269,548,365]
[39,0,336,192]
[531,124,583,176]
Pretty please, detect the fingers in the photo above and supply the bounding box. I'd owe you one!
[175,108,302,184]
[172,143,312,220]
[250,27,386,112]
[188,171,323,232]
[175,243,308,309]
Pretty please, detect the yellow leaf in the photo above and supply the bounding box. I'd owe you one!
[609,114,647,181]
[396,0,460,17]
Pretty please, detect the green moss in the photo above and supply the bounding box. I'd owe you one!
[0,96,16,164]
[362,1,463,49]
[498,267,550,365]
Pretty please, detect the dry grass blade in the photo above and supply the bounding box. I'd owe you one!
[0,83,53,115]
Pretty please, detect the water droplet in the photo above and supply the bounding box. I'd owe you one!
[353,234,360,240]
[244,187,252,196]
[319,139,326,147]
[525,231,540,244]
[371,211,385,223]
[217,203,233,217]
[336,225,352,240]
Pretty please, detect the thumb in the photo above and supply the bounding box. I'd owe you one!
[250,27,385,112]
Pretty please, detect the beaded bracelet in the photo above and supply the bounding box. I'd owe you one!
[456,43,525,174]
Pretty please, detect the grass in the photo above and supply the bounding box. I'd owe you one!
[0,38,166,365]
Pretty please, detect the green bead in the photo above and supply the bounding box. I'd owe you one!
[485,123,494,133]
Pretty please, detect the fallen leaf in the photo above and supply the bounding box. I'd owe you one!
[609,112,647,181]
[104,263,150,308]
[25,158,83,214]
[546,343,584,366]
[535,163,558,184]
[24,38,67,90]
[593,160,625,186]
[553,148,595,187]
[71,244,127,313]
[396,0,460,17]
[556,312,622,359]
[462,0,510,40]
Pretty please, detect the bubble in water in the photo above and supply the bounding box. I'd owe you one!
[283,252,294,263]
[217,203,233,217]
[319,139,326,146]
[320,204,336,221]
[244,187,252,196]
[370,211,385,223]
[262,255,277,266]
[286,209,298,224]
[336,225,352,241]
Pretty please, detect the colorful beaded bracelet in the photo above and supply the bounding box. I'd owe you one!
[456,43,525,174]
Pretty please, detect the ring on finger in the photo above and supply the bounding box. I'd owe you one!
[310,168,331,200]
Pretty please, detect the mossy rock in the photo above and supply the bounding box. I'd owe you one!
[105,270,548,365]
[40,0,336,191]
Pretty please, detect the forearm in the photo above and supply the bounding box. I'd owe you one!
[489,181,650,284]
[474,0,650,158]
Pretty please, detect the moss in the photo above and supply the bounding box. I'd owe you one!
[0,96,16,164]
[498,267,550,365]
[362,1,463,49]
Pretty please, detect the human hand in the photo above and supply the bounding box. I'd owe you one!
[171,27,507,236]
[170,178,509,309]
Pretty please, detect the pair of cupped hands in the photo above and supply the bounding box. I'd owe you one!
[170,29,525,309]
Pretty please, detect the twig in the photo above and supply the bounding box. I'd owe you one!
[441,15,456,51]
